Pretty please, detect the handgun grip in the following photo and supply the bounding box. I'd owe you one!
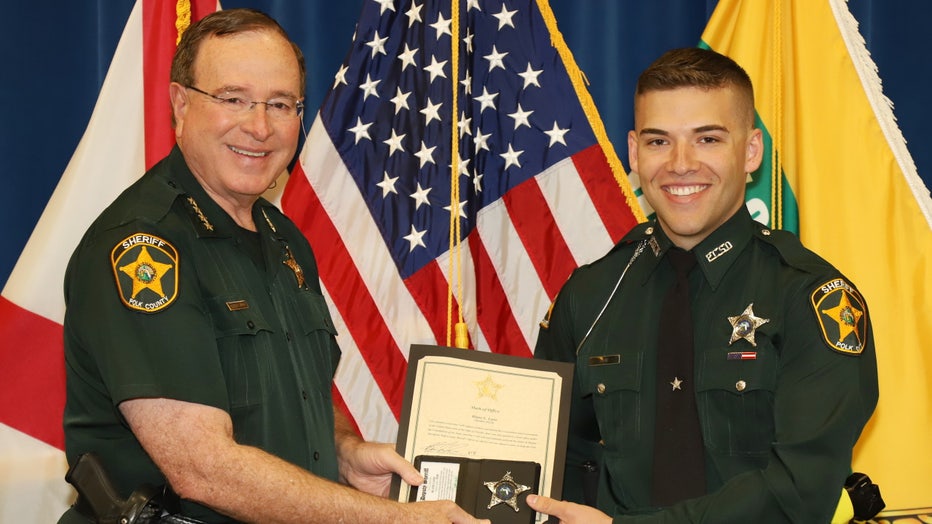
[65,452,124,521]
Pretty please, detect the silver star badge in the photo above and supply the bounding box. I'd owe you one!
[484,471,530,512]
[728,303,770,346]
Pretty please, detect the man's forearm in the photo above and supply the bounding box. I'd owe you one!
[197,441,381,522]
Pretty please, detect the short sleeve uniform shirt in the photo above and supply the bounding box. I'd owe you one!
[62,147,341,523]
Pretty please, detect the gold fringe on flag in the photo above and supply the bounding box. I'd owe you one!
[536,0,646,224]
[175,0,192,45]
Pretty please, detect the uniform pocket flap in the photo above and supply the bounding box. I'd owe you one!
[696,348,777,395]
[581,352,642,397]
[294,290,337,336]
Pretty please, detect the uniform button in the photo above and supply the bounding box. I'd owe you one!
[761,229,771,236]
[735,380,747,392]
[596,383,606,394]
[313,451,320,461]
[645,226,654,235]
[247,320,255,329]
[302,390,308,400]
[598,439,605,446]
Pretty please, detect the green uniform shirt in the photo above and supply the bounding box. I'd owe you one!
[535,208,878,523]
[62,147,341,523]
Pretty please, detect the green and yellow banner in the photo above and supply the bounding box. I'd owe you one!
[702,0,932,511]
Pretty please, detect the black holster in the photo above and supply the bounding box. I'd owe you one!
[65,452,205,524]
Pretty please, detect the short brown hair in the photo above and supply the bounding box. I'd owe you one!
[171,8,306,94]
[635,47,755,127]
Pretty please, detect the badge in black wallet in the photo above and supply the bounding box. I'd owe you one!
[484,471,531,511]
[410,456,541,524]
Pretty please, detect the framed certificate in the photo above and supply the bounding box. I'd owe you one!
[391,345,573,523]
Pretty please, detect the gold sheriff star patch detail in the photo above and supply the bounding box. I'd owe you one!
[810,278,868,355]
[111,234,178,313]
[727,303,770,347]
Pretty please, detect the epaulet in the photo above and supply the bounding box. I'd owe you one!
[106,171,183,229]
[605,221,656,256]
[753,227,868,356]
[752,226,832,274]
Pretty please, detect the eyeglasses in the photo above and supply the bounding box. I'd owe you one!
[184,85,304,120]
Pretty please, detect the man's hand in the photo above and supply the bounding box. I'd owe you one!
[526,494,613,524]
[337,439,423,497]
[401,500,491,524]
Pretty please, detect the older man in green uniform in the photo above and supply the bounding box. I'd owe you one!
[527,48,878,522]
[60,9,485,524]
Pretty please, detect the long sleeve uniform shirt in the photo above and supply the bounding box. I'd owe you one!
[535,208,878,523]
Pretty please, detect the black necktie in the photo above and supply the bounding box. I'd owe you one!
[651,247,706,506]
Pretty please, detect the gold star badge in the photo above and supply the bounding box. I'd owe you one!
[670,377,684,391]
[728,303,770,346]
[821,290,864,346]
[119,246,172,298]
[484,471,530,511]
[282,245,305,288]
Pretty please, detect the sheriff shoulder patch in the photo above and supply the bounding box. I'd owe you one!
[810,278,868,355]
[111,233,179,313]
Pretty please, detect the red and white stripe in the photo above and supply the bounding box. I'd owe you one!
[0,1,218,520]
[283,115,638,442]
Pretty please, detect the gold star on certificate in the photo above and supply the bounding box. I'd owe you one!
[670,377,683,391]
[119,246,173,299]
[475,374,503,400]
[821,290,864,345]
[728,303,770,346]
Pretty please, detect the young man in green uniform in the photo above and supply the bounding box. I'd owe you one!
[59,9,486,524]
[527,48,878,522]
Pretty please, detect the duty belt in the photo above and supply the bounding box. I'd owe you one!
[66,452,209,524]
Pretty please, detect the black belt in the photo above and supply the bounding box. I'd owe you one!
[71,502,208,524]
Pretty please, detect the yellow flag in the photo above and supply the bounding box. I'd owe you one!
[702,0,932,510]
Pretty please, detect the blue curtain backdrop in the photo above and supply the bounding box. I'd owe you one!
[1,0,929,287]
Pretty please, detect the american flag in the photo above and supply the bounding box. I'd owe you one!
[282,0,642,441]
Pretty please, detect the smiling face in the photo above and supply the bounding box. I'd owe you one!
[169,29,302,221]
[628,85,762,250]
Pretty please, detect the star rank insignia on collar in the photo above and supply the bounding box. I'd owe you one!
[728,303,770,347]
[185,197,213,232]
[484,471,531,511]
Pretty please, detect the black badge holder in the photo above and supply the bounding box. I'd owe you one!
[410,455,541,524]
